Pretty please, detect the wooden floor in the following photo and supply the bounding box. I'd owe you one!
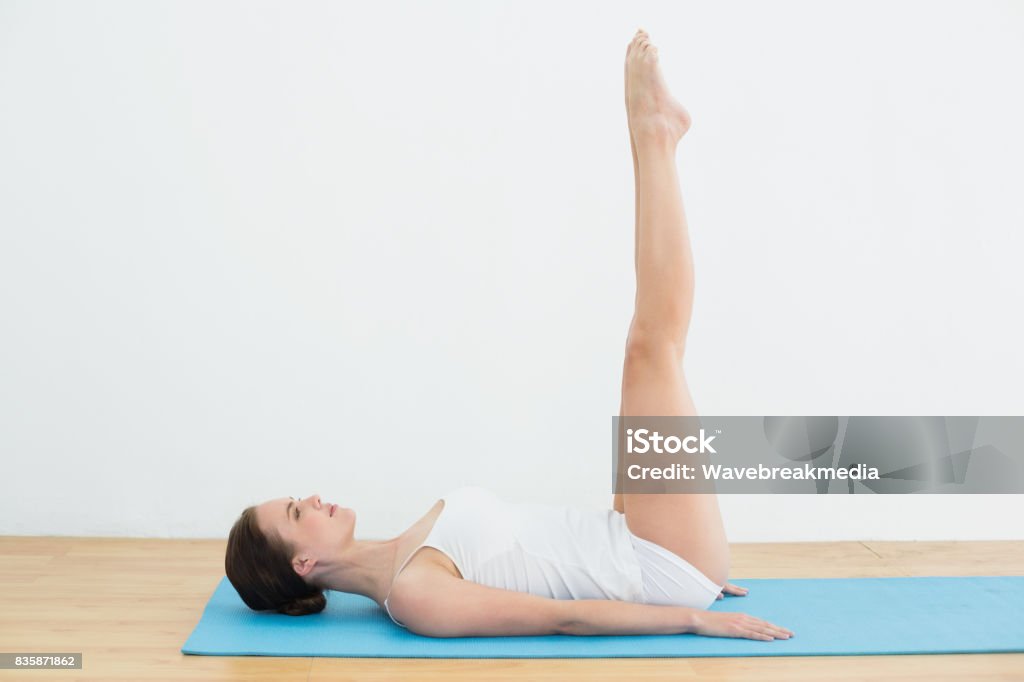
[0,538,1021,681]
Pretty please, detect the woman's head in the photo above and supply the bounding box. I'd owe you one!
[225,494,356,616]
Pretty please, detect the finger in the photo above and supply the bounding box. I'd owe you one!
[717,593,723,600]
[760,625,790,639]
[749,623,783,639]
[743,616,790,637]
[761,621,794,637]
[761,619,794,636]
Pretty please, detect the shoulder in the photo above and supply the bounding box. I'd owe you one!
[386,558,460,629]
[393,547,461,592]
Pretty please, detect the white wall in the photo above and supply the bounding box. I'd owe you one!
[1,0,1022,541]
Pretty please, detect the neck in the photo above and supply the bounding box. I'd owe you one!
[315,537,401,605]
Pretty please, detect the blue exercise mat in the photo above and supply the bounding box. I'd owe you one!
[182,575,1024,658]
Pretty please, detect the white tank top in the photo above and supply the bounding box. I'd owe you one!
[383,486,645,627]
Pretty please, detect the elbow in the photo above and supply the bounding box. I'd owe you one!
[553,603,587,636]
[556,620,582,636]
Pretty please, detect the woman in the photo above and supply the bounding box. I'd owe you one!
[225,30,793,642]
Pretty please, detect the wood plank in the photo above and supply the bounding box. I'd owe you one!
[863,541,1024,576]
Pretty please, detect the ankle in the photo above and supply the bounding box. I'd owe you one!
[629,108,689,149]
[634,132,680,159]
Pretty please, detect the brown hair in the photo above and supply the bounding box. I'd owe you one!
[225,506,327,616]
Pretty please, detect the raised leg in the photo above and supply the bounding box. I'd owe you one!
[614,44,642,517]
[614,30,729,587]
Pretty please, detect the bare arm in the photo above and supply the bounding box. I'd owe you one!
[387,569,792,640]
[566,597,792,640]
[387,569,556,637]
[561,598,700,636]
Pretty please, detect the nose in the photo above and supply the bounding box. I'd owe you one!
[301,494,322,510]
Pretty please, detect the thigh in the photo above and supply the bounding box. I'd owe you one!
[615,344,730,587]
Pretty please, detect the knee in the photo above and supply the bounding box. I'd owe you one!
[624,327,686,369]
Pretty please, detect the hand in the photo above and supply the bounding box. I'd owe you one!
[716,582,750,600]
[692,610,793,641]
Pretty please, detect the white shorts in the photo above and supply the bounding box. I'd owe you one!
[628,531,723,610]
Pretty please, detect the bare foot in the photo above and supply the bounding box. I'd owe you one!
[625,30,691,145]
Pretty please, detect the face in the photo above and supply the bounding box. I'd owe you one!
[254,493,356,580]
